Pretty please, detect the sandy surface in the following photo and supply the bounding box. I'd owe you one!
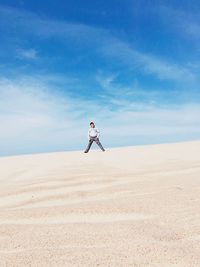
[0,141,200,267]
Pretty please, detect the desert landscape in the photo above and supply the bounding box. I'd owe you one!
[0,140,200,266]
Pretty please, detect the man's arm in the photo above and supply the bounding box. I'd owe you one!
[96,128,100,138]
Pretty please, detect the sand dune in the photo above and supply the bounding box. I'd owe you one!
[0,141,200,266]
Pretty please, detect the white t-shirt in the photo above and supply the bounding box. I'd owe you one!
[88,128,100,139]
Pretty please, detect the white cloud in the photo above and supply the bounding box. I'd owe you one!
[159,5,200,41]
[0,76,86,154]
[16,48,38,60]
[95,72,183,107]
[99,41,195,82]
[0,5,196,82]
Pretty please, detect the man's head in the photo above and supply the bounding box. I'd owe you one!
[90,121,95,128]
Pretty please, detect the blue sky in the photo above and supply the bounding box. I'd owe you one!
[0,0,200,156]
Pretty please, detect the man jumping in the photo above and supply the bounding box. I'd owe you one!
[84,121,105,153]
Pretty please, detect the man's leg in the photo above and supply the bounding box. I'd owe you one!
[84,139,93,153]
[95,138,105,151]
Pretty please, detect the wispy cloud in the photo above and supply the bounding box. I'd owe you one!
[99,40,195,82]
[0,76,92,155]
[95,72,184,108]
[0,5,196,83]
[16,48,38,60]
[159,5,200,41]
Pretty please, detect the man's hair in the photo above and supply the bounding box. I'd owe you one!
[90,121,94,125]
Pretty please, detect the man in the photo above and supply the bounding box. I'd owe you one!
[84,121,105,153]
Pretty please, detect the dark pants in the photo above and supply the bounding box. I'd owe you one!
[84,137,105,153]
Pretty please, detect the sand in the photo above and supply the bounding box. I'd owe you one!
[0,140,200,267]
